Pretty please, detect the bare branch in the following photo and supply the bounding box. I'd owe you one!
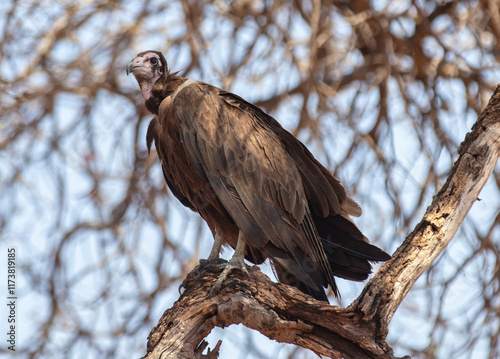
[354,84,500,333]
[3,2,500,358]
[144,264,405,359]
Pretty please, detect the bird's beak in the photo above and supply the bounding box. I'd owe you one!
[126,61,135,76]
[126,56,144,76]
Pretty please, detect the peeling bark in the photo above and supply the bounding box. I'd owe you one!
[144,264,405,359]
[143,85,500,359]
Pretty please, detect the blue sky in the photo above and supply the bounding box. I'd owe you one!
[1,0,499,358]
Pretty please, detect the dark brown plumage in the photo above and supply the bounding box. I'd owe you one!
[127,50,391,302]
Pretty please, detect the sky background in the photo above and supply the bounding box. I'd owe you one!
[1,0,499,358]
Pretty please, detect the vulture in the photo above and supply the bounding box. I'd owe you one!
[127,50,391,302]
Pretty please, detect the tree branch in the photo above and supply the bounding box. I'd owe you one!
[352,83,500,336]
[144,263,405,359]
[143,85,500,359]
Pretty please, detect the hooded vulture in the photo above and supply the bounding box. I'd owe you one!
[127,50,391,302]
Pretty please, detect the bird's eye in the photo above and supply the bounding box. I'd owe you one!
[150,57,158,65]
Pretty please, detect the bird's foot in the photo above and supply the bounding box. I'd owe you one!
[209,258,249,297]
[199,257,226,268]
[178,258,228,293]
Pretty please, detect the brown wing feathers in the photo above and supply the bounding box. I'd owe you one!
[217,89,390,287]
[171,84,336,292]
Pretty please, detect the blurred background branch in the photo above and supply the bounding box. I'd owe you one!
[1,0,499,358]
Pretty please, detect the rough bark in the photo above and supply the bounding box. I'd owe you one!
[143,85,500,359]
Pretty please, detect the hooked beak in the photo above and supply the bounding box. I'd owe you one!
[126,57,145,76]
[126,61,136,76]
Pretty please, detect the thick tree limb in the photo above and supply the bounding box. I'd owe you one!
[144,263,404,359]
[143,85,500,359]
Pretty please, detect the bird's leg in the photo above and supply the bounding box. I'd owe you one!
[180,231,225,293]
[198,230,226,269]
[206,231,223,261]
[209,231,249,296]
[227,231,249,273]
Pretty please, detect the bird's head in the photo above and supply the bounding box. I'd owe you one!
[126,51,167,101]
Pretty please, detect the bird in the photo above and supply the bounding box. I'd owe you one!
[127,50,391,302]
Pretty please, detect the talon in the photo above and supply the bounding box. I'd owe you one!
[180,260,217,294]
[200,258,226,268]
[209,260,249,296]
[179,264,202,293]
[207,231,250,296]
[178,279,187,294]
[239,263,250,277]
